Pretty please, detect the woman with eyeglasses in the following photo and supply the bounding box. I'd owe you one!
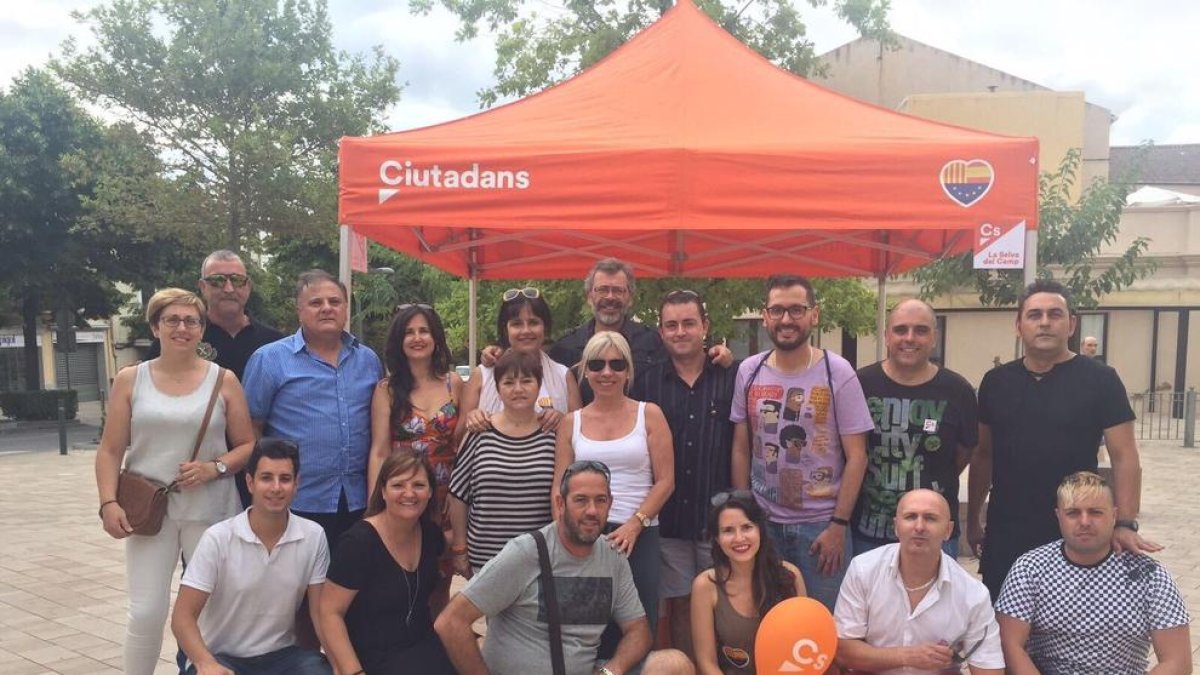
[447,349,557,577]
[320,451,455,675]
[692,491,805,675]
[95,289,255,675]
[368,303,463,611]
[554,331,675,659]
[458,286,581,440]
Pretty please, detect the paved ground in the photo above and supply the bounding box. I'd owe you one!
[2,437,1199,673]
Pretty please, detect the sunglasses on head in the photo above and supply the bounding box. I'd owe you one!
[710,489,755,507]
[202,273,249,288]
[585,358,628,373]
[396,303,433,312]
[561,459,611,483]
[664,289,700,301]
[502,287,540,302]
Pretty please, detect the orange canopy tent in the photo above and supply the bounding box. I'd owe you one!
[337,0,1038,356]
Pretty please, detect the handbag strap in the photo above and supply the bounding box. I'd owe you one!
[531,530,566,675]
[167,367,225,490]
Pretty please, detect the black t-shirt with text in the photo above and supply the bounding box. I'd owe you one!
[853,362,978,544]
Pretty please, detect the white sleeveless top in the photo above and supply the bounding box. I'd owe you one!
[479,350,571,415]
[125,361,239,523]
[571,401,656,525]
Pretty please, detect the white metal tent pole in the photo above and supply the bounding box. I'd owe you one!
[875,274,887,362]
[338,225,352,332]
[1024,228,1038,287]
[469,275,478,368]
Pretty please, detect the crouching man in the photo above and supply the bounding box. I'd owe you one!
[171,438,331,674]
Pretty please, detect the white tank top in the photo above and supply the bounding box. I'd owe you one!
[571,401,656,525]
[479,350,571,414]
[125,361,239,523]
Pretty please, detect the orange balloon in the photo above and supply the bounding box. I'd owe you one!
[754,597,838,674]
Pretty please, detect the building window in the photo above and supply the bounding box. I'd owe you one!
[1077,313,1108,361]
[932,315,947,365]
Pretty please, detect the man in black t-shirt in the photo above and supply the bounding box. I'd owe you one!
[853,299,978,558]
[968,280,1159,599]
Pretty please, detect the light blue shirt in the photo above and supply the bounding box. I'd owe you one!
[243,329,383,513]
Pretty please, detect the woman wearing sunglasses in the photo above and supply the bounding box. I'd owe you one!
[368,303,462,611]
[692,490,804,675]
[554,331,674,660]
[458,286,581,440]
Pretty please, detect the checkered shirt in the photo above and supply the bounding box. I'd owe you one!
[995,540,1190,674]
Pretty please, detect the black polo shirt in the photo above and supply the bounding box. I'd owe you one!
[631,358,739,540]
[145,314,284,381]
[548,318,665,405]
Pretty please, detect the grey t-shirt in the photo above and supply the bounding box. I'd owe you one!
[463,523,645,675]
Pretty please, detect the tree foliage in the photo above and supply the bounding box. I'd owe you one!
[413,0,891,107]
[54,0,401,250]
[911,149,1155,309]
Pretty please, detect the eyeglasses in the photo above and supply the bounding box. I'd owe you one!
[585,358,628,373]
[502,287,540,302]
[160,316,203,329]
[765,304,813,320]
[950,625,989,665]
[592,285,629,297]
[710,489,755,507]
[562,459,611,484]
[201,273,249,288]
[396,303,433,312]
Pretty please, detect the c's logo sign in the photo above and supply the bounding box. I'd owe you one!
[755,597,837,674]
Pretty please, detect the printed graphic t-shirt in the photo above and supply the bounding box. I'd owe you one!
[853,362,979,544]
[731,350,874,524]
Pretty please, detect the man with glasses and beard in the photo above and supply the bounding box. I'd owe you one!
[835,489,1004,674]
[731,275,874,611]
[436,460,652,675]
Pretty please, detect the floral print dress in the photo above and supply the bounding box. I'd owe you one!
[391,374,460,527]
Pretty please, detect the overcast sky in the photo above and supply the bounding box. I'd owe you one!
[3,0,1196,146]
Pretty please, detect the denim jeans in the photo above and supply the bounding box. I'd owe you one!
[851,532,960,559]
[598,524,660,663]
[765,521,852,612]
[185,645,331,675]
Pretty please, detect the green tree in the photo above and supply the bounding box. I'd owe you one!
[55,0,402,251]
[413,0,891,107]
[0,69,155,389]
[911,149,1155,309]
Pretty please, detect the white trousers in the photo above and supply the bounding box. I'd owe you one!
[123,516,210,675]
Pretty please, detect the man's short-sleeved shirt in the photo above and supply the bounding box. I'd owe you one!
[242,330,383,513]
[548,319,664,405]
[631,358,739,540]
[996,540,1190,674]
[463,522,645,675]
[834,544,1005,674]
[181,510,329,658]
[731,350,874,524]
[853,363,978,544]
[978,356,1134,541]
[145,314,283,381]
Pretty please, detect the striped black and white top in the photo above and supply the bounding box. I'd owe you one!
[448,427,557,570]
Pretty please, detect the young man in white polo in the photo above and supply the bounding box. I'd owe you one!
[171,438,331,675]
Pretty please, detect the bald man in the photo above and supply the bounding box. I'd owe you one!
[835,490,1004,674]
[852,299,978,558]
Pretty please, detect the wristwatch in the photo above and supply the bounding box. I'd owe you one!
[1115,519,1139,532]
[597,666,616,675]
[635,511,652,528]
[213,460,229,477]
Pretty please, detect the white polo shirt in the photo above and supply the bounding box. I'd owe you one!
[182,509,329,658]
[834,544,1004,674]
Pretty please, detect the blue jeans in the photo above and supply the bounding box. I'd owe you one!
[598,524,661,663]
[851,532,960,559]
[766,521,852,612]
[185,645,331,675]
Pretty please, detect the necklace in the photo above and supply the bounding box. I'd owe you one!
[903,576,937,593]
[770,346,816,372]
[401,567,420,626]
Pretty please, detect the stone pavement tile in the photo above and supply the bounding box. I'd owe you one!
[13,642,77,666]
[49,631,115,652]
[42,655,121,674]
[1,656,57,675]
